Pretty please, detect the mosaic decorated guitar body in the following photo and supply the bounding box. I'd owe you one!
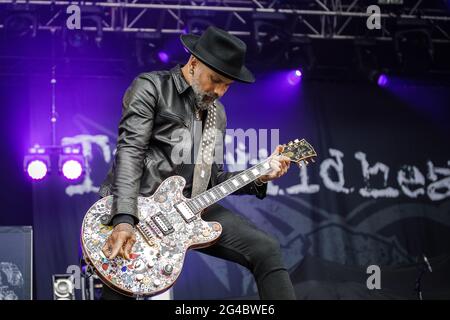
[81,138,317,297]
[81,176,222,297]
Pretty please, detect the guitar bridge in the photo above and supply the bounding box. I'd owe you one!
[136,223,155,245]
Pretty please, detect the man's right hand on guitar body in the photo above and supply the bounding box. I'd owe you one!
[102,223,136,260]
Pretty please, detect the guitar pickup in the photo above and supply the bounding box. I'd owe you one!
[151,212,174,236]
[174,202,196,222]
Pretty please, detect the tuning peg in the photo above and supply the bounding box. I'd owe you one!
[297,162,302,168]
[310,158,315,163]
[304,160,309,165]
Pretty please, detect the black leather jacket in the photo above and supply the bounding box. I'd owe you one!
[99,65,267,226]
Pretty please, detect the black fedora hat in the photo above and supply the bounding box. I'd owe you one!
[180,26,255,83]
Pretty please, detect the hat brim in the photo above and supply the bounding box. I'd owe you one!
[180,34,255,84]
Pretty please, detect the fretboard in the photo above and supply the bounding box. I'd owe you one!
[185,158,272,213]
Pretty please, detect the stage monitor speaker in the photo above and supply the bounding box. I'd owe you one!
[0,226,33,300]
[52,274,75,300]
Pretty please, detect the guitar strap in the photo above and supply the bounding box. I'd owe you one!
[190,102,217,198]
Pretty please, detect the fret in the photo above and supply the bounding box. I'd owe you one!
[259,163,269,173]
[213,188,221,199]
[187,200,195,211]
[208,191,215,202]
[204,193,212,204]
[214,188,222,199]
[214,186,223,197]
[199,195,207,206]
[210,188,218,200]
[184,159,276,215]
[186,201,196,213]
[258,165,265,175]
[262,161,271,170]
[192,200,200,212]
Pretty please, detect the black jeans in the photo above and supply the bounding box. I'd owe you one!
[101,203,297,300]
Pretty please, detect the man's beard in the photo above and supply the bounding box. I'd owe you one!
[191,80,218,111]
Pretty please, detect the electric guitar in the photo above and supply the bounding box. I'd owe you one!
[81,138,317,297]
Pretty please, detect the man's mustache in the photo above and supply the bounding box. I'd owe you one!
[203,93,219,101]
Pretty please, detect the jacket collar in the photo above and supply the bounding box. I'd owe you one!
[170,64,191,95]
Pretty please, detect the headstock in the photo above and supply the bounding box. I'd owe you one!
[280,138,317,168]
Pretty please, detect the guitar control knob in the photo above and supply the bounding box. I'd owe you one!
[135,274,144,281]
[134,260,145,273]
[163,264,173,275]
[100,215,111,225]
[153,279,161,287]
[147,260,155,269]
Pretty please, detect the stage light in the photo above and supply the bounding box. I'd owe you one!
[63,6,104,49]
[25,144,85,181]
[59,146,85,180]
[52,274,75,300]
[377,74,388,87]
[394,19,433,74]
[23,145,50,180]
[61,160,83,180]
[252,12,290,65]
[26,160,48,180]
[4,4,37,38]
[284,36,315,73]
[135,32,164,67]
[186,18,213,36]
[158,51,170,63]
[287,69,302,86]
[66,31,89,48]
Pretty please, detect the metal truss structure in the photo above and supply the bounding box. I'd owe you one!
[0,0,449,42]
[0,1,449,79]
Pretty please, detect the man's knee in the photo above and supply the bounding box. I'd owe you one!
[247,233,287,280]
[249,233,282,265]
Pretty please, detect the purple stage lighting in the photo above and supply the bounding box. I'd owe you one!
[61,159,83,180]
[158,51,170,63]
[377,74,388,87]
[27,160,48,180]
[24,145,50,180]
[59,145,85,180]
[287,69,302,85]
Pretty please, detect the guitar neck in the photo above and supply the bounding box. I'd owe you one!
[185,158,272,213]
